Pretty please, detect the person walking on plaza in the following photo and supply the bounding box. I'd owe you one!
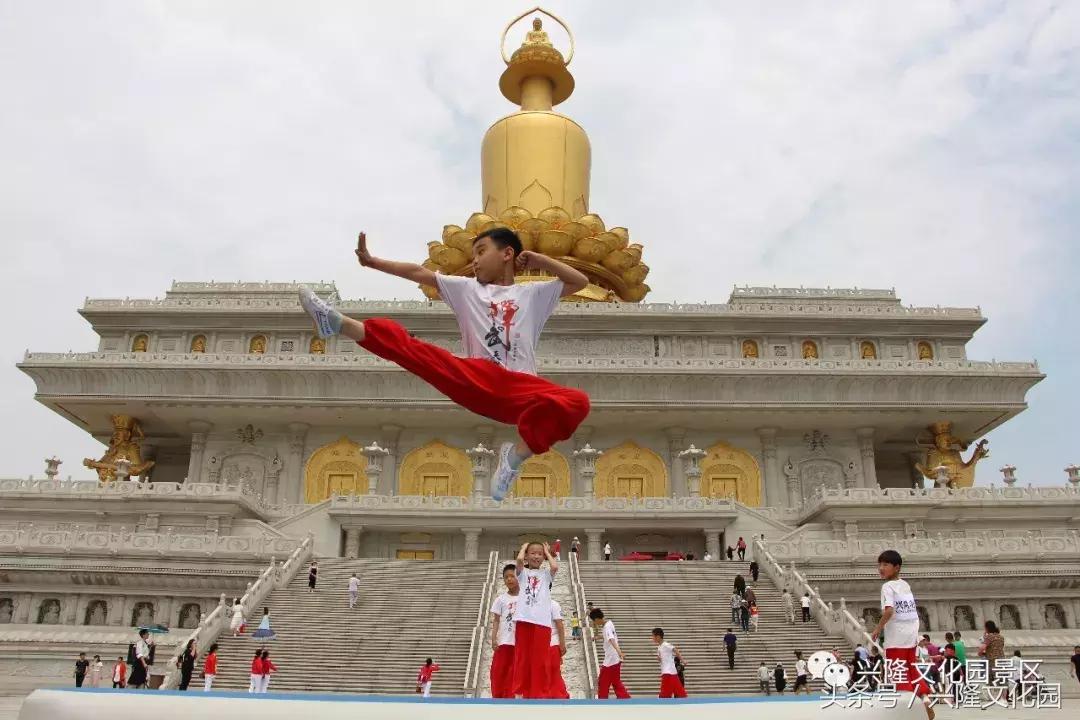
[783,589,796,624]
[229,598,245,636]
[730,591,742,625]
[591,608,630,699]
[604,542,612,561]
[774,662,787,694]
[793,651,810,694]
[570,537,580,555]
[416,658,440,698]
[749,560,759,582]
[739,596,750,632]
[348,573,360,608]
[202,643,218,691]
[737,537,747,561]
[552,538,561,560]
[127,629,152,689]
[74,653,89,688]
[733,574,746,597]
[248,650,263,693]
[726,545,734,560]
[800,593,811,622]
[652,628,687,698]
[89,655,103,687]
[177,638,198,690]
[749,604,760,632]
[723,628,737,670]
[111,656,126,689]
[258,650,277,693]
[570,611,581,640]
[307,560,318,593]
[757,662,771,695]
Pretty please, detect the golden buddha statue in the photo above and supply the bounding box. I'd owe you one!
[131,334,148,353]
[523,17,551,46]
[249,335,267,354]
[742,340,759,359]
[860,341,877,359]
[84,414,155,482]
[914,421,988,489]
[190,335,207,353]
[309,337,326,354]
[917,341,933,360]
[802,340,819,359]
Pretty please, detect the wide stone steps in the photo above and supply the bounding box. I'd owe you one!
[580,561,850,696]
[210,558,488,695]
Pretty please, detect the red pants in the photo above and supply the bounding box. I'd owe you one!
[512,621,551,699]
[885,646,930,696]
[548,645,569,699]
[359,318,590,455]
[490,644,515,699]
[597,662,631,699]
[659,673,687,698]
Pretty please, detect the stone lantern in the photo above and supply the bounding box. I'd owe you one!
[678,444,707,497]
[572,443,602,498]
[999,465,1017,487]
[1065,465,1080,488]
[362,442,390,495]
[44,457,62,481]
[466,443,496,500]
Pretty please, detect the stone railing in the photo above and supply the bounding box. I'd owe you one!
[463,550,499,698]
[569,549,598,695]
[0,477,275,510]
[0,525,305,560]
[762,532,1080,564]
[754,538,880,653]
[159,533,313,689]
[20,351,1039,375]
[81,293,983,319]
[799,484,1080,520]
[328,494,739,516]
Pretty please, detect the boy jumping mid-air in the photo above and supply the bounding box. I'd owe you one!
[299,229,591,500]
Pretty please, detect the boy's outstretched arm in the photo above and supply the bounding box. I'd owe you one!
[517,251,589,296]
[355,232,438,288]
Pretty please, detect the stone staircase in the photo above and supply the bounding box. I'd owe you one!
[579,560,852,696]
[211,558,489,695]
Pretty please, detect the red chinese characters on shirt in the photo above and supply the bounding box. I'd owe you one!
[485,299,519,366]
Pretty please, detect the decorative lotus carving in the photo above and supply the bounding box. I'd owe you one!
[420,205,650,303]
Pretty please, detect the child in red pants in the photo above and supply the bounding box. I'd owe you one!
[652,627,687,698]
[590,608,631,699]
[299,229,591,501]
[548,599,570,699]
[513,542,557,698]
[489,564,519,698]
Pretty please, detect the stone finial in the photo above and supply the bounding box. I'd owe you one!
[44,457,62,480]
[931,465,950,488]
[114,457,133,482]
[999,464,1017,487]
[1065,465,1080,487]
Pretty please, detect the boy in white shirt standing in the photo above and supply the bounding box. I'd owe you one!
[870,550,934,720]
[590,608,631,699]
[652,628,687,698]
[347,573,359,609]
[547,599,569,699]
[299,229,591,502]
[489,563,519,699]
[513,542,558,698]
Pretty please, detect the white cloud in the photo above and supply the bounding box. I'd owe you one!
[1,0,1077,484]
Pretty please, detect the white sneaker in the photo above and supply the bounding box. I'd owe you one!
[298,287,338,338]
[491,441,520,502]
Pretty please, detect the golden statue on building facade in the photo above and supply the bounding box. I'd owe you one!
[913,421,989,489]
[83,414,155,482]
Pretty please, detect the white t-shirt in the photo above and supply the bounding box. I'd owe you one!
[757,665,770,681]
[549,600,563,647]
[515,567,553,627]
[348,577,359,592]
[113,664,122,682]
[657,641,677,675]
[602,620,622,667]
[800,596,811,608]
[783,593,794,608]
[604,543,612,554]
[880,578,920,649]
[796,658,808,677]
[490,592,519,647]
[435,275,563,376]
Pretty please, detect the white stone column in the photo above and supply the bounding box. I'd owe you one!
[573,444,602,499]
[665,427,687,497]
[678,444,706,498]
[363,442,390,495]
[286,422,309,504]
[467,443,495,500]
[756,427,780,506]
[381,424,405,494]
[462,528,482,560]
[783,460,802,508]
[585,529,605,561]
[1025,599,1043,630]
[856,428,879,488]
[704,530,722,560]
[344,526,364,559]
[185,421,212,483]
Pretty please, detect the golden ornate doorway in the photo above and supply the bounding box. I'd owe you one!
[398,441,471,497]
[396,549,435,560]
[303,437,365,503]
[594,441,668,498]
[510,450,571,498]
[701,441,762,506]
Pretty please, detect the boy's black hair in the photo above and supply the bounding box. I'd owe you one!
[877,549,903,567]
[474,227,522,257]
[502,563,516,574]
[209,643,219,653]
[138,629,149,638]
[254,649,262,658]
[588,608,605,621]
[426,657,433,665]
[652,627,664,638]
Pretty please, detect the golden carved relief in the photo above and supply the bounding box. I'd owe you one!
[303,437,365,503]
[249,335,267,354]
[595,441,668,499]
[131,334,148,353]
[917,341,934,360]
[802,340,819,359]
[742,340,759,359]
[701,441,762,507]
[860,341,877,359]
[914,421,988,489]
[309,337,326,354]
[83,415,155,482]
[511,449,571,498]
[190,335,207,353]
[398,440,471,497]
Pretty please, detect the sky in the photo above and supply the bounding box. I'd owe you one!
[1,0,1078,486]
